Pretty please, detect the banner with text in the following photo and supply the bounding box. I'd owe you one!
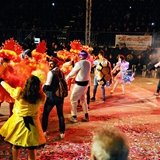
[115,35,152,50]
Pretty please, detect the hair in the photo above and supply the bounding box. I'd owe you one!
[21,75,42,104]
[119,54,126,62]
[98,50,104,57]
[91,126,129,160]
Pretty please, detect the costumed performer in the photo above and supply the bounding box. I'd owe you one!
[0,69,46,160]
[0,38,23,117]
[150,60,160,96]
[66,50,91,123]
[110,54,134,95]
[91,50,113,102]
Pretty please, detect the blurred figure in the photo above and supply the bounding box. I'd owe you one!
[111,44,121,66]
[120,43,130,59]
[91,126,129,160]
[110,55,130,95]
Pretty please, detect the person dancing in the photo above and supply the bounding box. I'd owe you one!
[66,50,91,123]
[0,72,46,160]
[110,54,130,95]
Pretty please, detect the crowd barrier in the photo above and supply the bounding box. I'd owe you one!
[0,29,160,48]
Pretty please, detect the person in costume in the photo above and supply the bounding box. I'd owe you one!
[91,50,112,102]
[0,70,46,160]
[150,61,160,96]
[66,50,91,123]
[42,57,66,139]
[0,38,23,117]
[110,54,133,95]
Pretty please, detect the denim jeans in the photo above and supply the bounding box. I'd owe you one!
[93,76,105,100]
[42,97,65,133]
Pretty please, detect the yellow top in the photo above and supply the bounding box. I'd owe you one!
[0,81,46,148]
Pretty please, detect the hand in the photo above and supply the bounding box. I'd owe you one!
[0,78,4,83]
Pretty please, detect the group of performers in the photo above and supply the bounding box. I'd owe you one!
[0,38,135,111]
[0,38,135,159]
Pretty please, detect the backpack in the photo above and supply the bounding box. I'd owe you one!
[52,70,68,98]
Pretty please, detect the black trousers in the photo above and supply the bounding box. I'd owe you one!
[42,97,65,133]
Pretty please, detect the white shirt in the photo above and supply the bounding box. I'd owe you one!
[66,59,91,82]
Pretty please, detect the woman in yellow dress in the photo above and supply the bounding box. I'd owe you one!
[0,73,46,160]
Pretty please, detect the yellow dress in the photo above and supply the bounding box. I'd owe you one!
[0,82,46,148]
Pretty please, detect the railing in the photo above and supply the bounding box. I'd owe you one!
[0,29,160,48]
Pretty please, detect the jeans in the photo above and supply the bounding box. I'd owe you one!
[156,80,160,93]
[42,98,65,133]
[93,76,105,100]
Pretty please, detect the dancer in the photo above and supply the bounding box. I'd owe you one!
[0,72,46,160]
[91,50,112,101]
[66,50,91,123]
[150,61,160,96]
[91,126,129,160]
[42,58,66,139]
[110,54,130,95]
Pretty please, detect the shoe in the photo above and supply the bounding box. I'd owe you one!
[122,92,125,95]
[60,133,65,139]
[110,91,113,94]
[43,132,47,137]
[81,117,89,122]
[91,97,95,101]
[77,104,82,108]
[54,133,65,140]
[153,92,159,96]
[68,116,78,123]
[102,98,105,102]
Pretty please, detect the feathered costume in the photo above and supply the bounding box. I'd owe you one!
[0,38,23,104]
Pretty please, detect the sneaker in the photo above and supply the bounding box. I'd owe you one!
[153,92,159,96]
[43,132,47,137]
[110,91,113,94]
[81,117,89,122]
[68,116,78,123]
[90,97,95,101]
[54,133,65,140]
[60,133,65,139]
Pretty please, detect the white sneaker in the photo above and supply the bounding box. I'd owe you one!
[43,132,47,137]
[153,92,159,96]
[60,133,65,139]
[68,116,78,123]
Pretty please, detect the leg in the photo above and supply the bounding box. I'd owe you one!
[91,76,98,100]
[80,86,89,121]
[86,86,90,105]
[42,98,54,132]
[9,103,14,117]
[110,81,119,94]
[55,100,65,135]
[12,145,20,160]
[156,80,160,93]
[101,85,105,101]
[28,149,36,160]
[121,83,125,94]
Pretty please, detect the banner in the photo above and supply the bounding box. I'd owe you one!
[115,35,152,50]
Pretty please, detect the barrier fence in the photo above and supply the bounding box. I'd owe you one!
[0,29,160,48]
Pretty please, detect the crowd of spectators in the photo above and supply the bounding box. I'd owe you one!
[0,0,159,33]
